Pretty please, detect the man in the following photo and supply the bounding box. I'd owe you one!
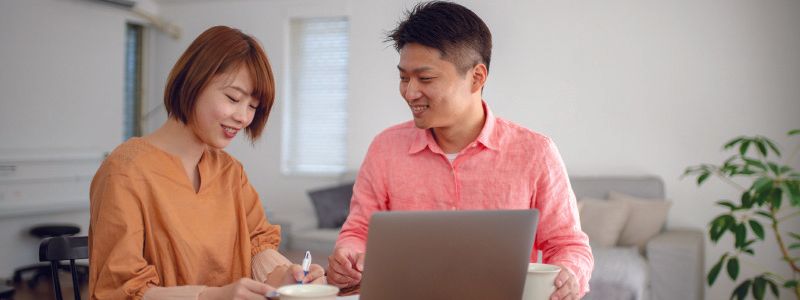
[327,2,593,299]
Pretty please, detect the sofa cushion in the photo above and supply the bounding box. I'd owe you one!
[577,198,630,248]
[609,191,672,252]
[584,246,648,300]
[307,182,354,229]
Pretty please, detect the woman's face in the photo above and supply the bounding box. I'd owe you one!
[191,65,259,149]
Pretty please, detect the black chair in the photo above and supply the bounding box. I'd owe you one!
[39,235,88,300]
[13,224,85,287]
[0,282,14,300]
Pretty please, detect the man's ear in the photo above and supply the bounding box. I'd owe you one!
[470,63,488,94]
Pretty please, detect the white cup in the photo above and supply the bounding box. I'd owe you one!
[521,263,561,300]
[275,284,339,300]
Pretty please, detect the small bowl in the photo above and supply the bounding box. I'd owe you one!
[275,284,340,300]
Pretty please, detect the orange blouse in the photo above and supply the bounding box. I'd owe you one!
[88,138,281,299]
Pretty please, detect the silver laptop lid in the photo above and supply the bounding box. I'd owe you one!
[360,209,539,300]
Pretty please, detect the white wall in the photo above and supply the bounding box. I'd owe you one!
[0,0,159,278]
[1,0,798,298]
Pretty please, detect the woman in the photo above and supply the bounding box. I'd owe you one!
[89,26,324,300]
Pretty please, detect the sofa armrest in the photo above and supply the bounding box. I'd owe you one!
[646,229,704,300]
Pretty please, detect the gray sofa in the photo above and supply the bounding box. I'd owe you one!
[571,176,704,300]
[274,176,704,300]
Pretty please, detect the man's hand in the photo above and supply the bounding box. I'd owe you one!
[326,247,365,288]
[550,264,579,300]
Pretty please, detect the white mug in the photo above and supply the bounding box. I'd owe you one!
[274,284,339,300]
[521,263,561,300]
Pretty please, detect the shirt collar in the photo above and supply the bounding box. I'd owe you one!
[408,100,500,154]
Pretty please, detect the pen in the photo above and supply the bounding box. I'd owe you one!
[301,251,312,284]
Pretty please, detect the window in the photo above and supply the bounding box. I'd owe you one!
[124,23,143,140]
[283,17,349,174]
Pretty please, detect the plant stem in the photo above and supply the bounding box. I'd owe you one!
[771,206,800,274]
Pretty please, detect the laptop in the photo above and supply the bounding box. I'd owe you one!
[359,209,539,300]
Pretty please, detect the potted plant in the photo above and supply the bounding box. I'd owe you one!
[683,129,800,300]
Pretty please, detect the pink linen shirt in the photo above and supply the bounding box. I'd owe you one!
[336,102,594,296]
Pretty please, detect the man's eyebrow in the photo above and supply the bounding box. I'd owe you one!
[397,65,433,73]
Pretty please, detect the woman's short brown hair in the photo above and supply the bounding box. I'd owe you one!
[164,25,275,142]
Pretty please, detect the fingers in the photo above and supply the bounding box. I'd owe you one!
[239,278,272,294]
[327,267,358,288]
[550,269,578,300]
[303,264,326,284]
[328,250,362,280]
[355,252,366,272]
[285,264,304,283]
[233,278,274,300]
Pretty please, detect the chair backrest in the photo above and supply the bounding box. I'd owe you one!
[39,236,88,300]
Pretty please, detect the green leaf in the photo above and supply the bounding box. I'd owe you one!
[740,140,752,156]
[767,162,781,176]
[788,129,800,136]
[725,137,745,149]
[734,223,747,248]
[732,279,752,300]
[716,200,737,211]
[727,257,740,280]
[743,157,765,167]
[754,210,774,221]
[708,254,727,286]
[789,232,800,241]
[741,192,753,208]
[770,188,783,209]
[752,177,773,194]
[753,277,766,300]
[739,168,756,175]
[755,139,768,157]
[749,220,765,240]
[743,248,755,255]
[779,165,792,175]
[763,138,781,157]
[698,172,711,185]
[710,214,735,242]
[767,279,779,297]
[785,181,800,207]
[785,280,798,288]
[789,243,800,250]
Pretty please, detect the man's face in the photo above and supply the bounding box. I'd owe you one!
[398,43,476,129]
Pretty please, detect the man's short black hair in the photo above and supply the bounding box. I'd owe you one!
[387,1,492,75]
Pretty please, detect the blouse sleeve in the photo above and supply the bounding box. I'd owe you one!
[238,163,281,257]
[89,174,160,299]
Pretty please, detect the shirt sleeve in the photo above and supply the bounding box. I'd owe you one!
[239,163,281,256]
[335,139,389,253]
[532,138,594,298]
[89,174,161,300]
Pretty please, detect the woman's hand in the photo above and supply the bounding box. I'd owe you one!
[266,263,326,287]
[199,278,274,300]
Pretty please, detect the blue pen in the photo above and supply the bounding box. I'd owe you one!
[301,251,312,284]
